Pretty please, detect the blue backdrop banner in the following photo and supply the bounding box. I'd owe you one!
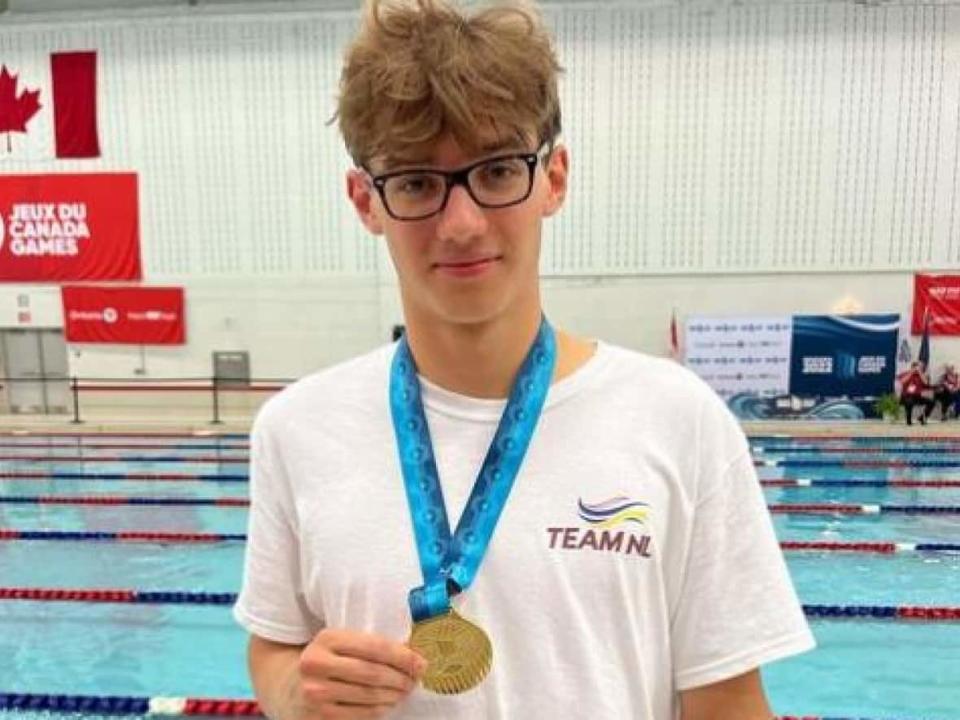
[788,314,900,398]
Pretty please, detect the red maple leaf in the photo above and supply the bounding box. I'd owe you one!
[0,65,42,153]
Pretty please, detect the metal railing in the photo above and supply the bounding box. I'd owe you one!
[0,376,293,424]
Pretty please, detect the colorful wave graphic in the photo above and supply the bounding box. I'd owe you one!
[578,496,649,528]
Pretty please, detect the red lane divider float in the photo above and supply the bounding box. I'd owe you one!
[0,472,246,482]
[0,588,235,604]
[0,431,247,439]
[803,605,960,621]
[0,455,247,463]
[762,479,960,487]
[769,503,960,515]
[0,692,261,716]
[770,503,868,514]
[755,459,919,468]
[778,541,960,553]
[781,541,897,553]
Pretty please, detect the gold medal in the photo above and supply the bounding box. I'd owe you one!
[408,609,492,694]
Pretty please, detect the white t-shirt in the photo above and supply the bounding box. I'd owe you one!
[234,341,814,719]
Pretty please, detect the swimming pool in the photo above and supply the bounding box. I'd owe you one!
[756,434,960,718]
[0,431,957,719]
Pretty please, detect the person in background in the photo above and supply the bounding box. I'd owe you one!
[933,363,959,421]
[898,361,934,425]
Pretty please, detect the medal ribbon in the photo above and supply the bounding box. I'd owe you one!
[390,319,557,622]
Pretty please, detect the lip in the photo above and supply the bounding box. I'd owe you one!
[433,256,502,278]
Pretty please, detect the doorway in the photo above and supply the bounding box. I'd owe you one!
[0,329,70,414]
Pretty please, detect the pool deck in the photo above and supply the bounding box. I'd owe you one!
[1,412,959,438]
[743,420,960,437]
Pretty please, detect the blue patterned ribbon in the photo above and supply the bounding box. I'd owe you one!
[389,319,557,622]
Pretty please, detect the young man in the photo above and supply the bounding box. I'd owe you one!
[233,1,815,718]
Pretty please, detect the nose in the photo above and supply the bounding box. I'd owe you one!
[436,184,488,244]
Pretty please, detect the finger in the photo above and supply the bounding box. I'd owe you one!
[306,652,416,692]
[320,630,426,678]
[302,678,408,706]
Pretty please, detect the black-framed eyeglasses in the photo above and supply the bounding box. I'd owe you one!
[365,143,552,221]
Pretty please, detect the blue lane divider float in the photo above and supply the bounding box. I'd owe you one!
[0,530,246,543]
[757,458,960,468]
[753,444,960,455]
[0,496,249,507]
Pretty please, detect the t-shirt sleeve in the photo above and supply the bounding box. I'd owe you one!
[232,404,322,645]
[670,394,815,690]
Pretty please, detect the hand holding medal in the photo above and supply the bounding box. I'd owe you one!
[390,318,557,694]
[285,628,427,719]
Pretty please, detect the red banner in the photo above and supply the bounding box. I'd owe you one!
[61,286,185,345]
[0,173,140,282]
[51,51,101,159]
[913,274,960,335]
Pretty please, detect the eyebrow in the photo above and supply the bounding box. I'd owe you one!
[377,139,531,173]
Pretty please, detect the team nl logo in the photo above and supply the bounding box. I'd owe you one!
[546,496,652,558]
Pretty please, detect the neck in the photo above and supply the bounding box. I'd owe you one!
[403,307,542,399]
[401,307,596,400]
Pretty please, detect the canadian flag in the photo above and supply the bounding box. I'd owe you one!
[0,51,100,161]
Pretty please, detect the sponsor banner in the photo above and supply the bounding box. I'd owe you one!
[789,314,899,398]
[0,173,141,282]
[912,274,960,335]
[684,316,793,400]
[61,286,185,345]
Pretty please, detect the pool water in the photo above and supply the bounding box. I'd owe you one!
[0,433,957,719]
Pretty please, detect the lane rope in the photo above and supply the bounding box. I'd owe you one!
[0,472,247,482]
[1,529,956,554]
[762,478,960,487]
[769,503,960,515]
[0,530,246,543]
[0,495,248,506]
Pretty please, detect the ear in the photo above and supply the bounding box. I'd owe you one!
[346,169,385,235]
[541,144,569,218]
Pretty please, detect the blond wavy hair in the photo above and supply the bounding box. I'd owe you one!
[336,0,562,166]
